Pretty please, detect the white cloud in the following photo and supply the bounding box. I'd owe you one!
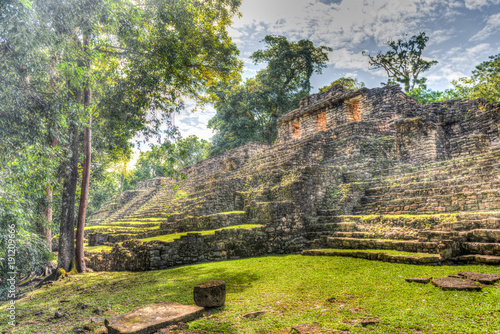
[232,0,446,51]
[427,29,456,46]
[328,48,370,70]
[426,43,492,86]
[176,108,216,141]
[470,12,500,41]
[464,0,500,10]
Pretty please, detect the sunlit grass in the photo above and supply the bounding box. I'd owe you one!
[2,255,499,333]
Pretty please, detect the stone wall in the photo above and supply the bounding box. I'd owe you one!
[87,217,307,272]
[275,85,422,144]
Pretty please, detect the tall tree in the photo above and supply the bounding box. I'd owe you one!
[209,35,331,155]
[0,0,67,281]
[452,53,500,102]
[1,0,243,274]
[364,32,438,92]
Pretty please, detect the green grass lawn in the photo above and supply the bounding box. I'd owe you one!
[1,255,499,333]
[84,224,263,253]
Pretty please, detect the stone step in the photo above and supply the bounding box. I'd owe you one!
[307,222,357,232]
[457,254,500,265]
[102,188,159,224]
[316,210,344,217]
[371,149,500,181]
[417,231,460,242]
[364,181,500,203]
[316,237,443,255]
[301,249,442,265]
[437,218,500,231]
[356,189,500,215]
[368,160,500,188]
[366,172,499,193]
[462,242,500,256]
[461,229,500,242]
[331,231,382,239]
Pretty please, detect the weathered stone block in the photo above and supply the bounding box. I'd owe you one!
[193,280,226,308]
[105,302,204,334]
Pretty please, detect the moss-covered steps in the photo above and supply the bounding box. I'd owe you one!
[84,224,264,255]
[302,249,442,265]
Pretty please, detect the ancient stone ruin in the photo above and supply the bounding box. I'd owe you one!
[86,84,500,271]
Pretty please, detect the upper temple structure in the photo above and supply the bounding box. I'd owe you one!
[84,84,500,271]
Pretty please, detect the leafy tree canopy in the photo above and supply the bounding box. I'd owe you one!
[129,135,211,188]
[364,32,438,92]
[451,53,500,102]
[208,35,331,156]
[318,77,365,93]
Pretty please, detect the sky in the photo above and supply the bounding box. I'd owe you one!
[164,0,500,142]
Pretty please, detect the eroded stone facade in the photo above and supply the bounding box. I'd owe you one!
[87,85,500,271]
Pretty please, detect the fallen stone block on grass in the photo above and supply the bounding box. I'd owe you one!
[432,277,482,291]
[405,277,432,284]
[457,272,500,285]
[105,302,204,334]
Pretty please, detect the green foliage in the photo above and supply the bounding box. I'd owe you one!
[128,135,211,187]
[364,32,438,92]
[407,53,500,103]
[208,35,331,156]
[0,156,54,300]
[406,86,462,104]
[87,170,121,219]
[1,0,243,272]
[451,54,500,102]
[318,77,365,93]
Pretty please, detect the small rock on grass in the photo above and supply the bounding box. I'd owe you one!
[93,306,104,315]
[76,302,89,309]
[242,310,272,318]
[361,318,380,327]
[290,324,323,333]
[405,277,432,284]
[54,311,65,319]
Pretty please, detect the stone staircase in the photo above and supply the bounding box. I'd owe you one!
[356,150,500,215]
[304,210,500,265]
[303,149,500,265]
[101,187,160,224]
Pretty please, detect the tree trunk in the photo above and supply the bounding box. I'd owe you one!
[39,136,58,253]
[120,173,124,193]
[40,185,53,251]
[58,120,79,272]
[75,36,91,273]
